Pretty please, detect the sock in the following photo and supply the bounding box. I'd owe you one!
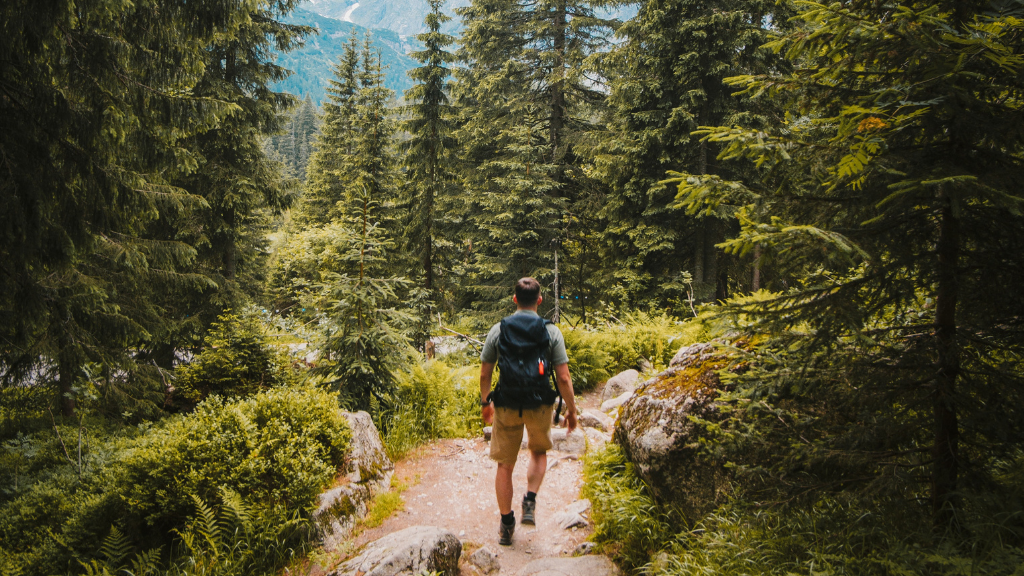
[501,511,515,526]
[525,491,537,502]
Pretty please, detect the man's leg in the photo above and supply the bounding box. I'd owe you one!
[527,450,547,493]
[495,462,515,514]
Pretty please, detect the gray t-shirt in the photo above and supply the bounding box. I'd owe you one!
[480,310,569,366]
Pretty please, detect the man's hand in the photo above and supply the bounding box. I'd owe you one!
[563,406,578,434]
[482,403,494,425]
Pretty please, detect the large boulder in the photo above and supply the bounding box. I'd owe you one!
[518,555,621,576]
[613,342,735,519]
[600,369,640,402]
[331,525,462,576]
[315,411,394,550]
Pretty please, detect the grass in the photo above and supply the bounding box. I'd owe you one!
[356,475,410,531]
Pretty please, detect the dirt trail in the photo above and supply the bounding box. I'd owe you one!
[351,391,604,575]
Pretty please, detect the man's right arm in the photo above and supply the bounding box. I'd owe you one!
[480,362,495,424]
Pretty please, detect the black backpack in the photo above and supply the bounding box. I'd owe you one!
[490,314,560,412]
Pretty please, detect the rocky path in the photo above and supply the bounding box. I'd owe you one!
[357,436,591,574]
[343,389,606,576]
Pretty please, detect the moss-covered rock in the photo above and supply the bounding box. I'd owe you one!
[313,411,394,550]
[613,342,736,519]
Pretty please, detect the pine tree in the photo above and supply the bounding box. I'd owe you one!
[453,0,616,315]
[402,0,460,324]
[673,0,1024,528]
[588,0,792,305]
[163,0,309,328]
[300,31,362,226]
[0,0,260,417]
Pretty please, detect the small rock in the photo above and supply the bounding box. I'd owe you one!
[601,369,640,402]
[578,409,614,431]
[566,499,591,516]
[573,542,595,556]
[468,546,500,574]
[332,525,461,576]
[584,427,611,449]
[517,555,621,576]
[600,390,634,414]
[484,426,492,441]
[551,428,586,454]
[553,511,588,530]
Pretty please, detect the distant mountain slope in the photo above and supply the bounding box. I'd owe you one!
[272,8,420,105]
[303,0,470,35]
[301,0,636,36]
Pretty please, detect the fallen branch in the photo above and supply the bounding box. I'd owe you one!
[437,313,484,346]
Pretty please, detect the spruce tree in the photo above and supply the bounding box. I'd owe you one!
[673,0,1024,528]
[0,0,257,417]
[588,0,792,305]
[453,0,615,314]
[402,0,459,319]
[300,31,362,226]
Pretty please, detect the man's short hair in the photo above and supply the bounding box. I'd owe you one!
[515,277,541,305]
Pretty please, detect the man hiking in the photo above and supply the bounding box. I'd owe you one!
[480,277,578,546]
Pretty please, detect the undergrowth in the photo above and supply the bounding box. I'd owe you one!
[376,360,482,460]
[582,445,1024,576]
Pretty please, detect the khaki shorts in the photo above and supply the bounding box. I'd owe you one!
[490,404,555,466]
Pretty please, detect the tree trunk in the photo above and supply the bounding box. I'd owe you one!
[223,207,237,280]
[58,349,77,419]
[932,201,961,530]
[752,244,761,291]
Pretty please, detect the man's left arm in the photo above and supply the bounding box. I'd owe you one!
[554,363,577,433]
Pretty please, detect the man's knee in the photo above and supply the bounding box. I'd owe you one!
[530,449,547,457]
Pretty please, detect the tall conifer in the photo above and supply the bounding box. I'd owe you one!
[454,0,615,312]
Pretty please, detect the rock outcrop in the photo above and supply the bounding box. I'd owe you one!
[518,555,622,576]
[600,369,640,402]
[332,525,462,576]
[315,411,394,550]
[613,342,736,519]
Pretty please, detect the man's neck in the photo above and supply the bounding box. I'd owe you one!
[515,306,539,314]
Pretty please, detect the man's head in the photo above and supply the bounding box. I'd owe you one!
[513,277,542,309]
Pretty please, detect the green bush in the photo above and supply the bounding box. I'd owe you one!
[0,386,349,575]
[581,444,677,572]
[118,386,350,532]
[564,311,712,390]
[80,489,311,576]
[378,360,482,459]
[582,445,1024,576]
[174,312,288,403]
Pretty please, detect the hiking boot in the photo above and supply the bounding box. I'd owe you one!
[499,519,515,546]
[522,497,536,525]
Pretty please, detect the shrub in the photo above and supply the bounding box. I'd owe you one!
[581,444,676,571]
[378,360,482,459]
[0,386,349,575]
[563,311,712,390]
[583,446,1024,576]
[174,312,286,403]
[118,386,350,534]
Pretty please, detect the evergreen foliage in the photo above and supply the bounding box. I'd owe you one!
[173,312,286,403]
[588,0,792,305]
[671,0,1024,528]
[267,94,320,181]
[0,386,349,574]
[452,0,617,315]
[401,0,461,334]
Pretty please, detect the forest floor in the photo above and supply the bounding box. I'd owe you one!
[319,389,605,575]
